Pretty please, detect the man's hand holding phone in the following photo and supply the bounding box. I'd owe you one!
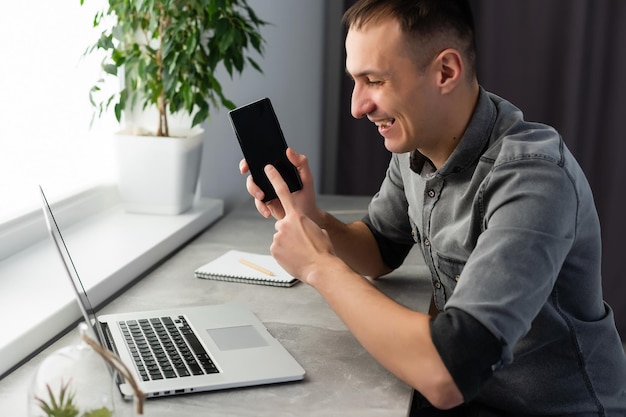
[230,97,321,222]
[239,148,321,223]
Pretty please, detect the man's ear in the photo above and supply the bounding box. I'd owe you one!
[435,49,463,94]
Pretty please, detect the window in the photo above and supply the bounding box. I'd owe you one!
[0,0,116,225]
[0,4,226,377]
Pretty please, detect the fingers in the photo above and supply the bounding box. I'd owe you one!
[241,150,308,220]
[246,173,265,201]
[254,197,271,218]
[264,164,296,214]
[242,157,288,220]
[239,158,249,174]
[286,148,310,183]
[252,185,285,219]
[285,148,301,165]
[266,200,286,219]
[242,157,265,201]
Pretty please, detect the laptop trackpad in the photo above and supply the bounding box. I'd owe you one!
[207,325,269,351]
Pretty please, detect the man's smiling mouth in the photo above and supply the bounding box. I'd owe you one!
[373,118,395,128]
[373,118,396,136]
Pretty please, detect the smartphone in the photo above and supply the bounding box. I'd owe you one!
[229,97,302,202]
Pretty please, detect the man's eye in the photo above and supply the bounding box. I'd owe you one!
[366,79,382,86]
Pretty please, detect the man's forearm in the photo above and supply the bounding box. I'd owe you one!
[305,258,463,410]
[316,212,391,278]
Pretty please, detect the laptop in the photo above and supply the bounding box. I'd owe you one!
[39,186,305,399]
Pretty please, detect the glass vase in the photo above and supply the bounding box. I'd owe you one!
[28,323,117,417]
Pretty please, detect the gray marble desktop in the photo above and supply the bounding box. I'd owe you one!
[0,195,432,416]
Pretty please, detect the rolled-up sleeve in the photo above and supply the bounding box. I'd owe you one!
[362,154,415,269]
[446,153,578,364]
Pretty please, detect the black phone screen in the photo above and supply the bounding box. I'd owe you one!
[229,97,303,202]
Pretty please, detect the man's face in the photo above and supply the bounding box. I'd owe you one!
[345,18,440,154]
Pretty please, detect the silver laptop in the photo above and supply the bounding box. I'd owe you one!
[39,186,305,399]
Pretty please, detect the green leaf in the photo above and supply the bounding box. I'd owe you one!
[35,381,80,417]
[83,406,114,417]
[223,59,233,77]
[250,32,263,52]
[192,105,209,127]
[183,82,193,111]
[102,64,117,76]
[247,56,262,73]
[244,5,263,25]
[221,97,236,109]
[111,25,125,43]
[233,51,244,72]
[219,28,235,53]
[185,31,198,53]
[96,34,114,50]
[114,103,122,122]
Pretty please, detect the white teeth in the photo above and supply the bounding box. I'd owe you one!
[375,119,394,128]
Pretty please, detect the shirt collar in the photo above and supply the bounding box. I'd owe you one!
[410,87,497,176]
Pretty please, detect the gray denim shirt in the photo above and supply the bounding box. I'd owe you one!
[365,88,626,414]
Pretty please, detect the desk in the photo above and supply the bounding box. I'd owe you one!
[0,195,432,416]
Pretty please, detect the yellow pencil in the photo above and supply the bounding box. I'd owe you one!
[239,258,275,276]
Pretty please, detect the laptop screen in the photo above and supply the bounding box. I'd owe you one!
[39,186,106,345]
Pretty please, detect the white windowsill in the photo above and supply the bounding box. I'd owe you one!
[0,185,223,378]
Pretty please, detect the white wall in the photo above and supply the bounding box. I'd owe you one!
[198,1,326,211]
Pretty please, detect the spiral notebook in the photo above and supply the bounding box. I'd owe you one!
[195,250,298,287]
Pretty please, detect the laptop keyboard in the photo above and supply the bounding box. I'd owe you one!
[119,315,220,382]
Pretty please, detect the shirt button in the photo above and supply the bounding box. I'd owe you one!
[424,238,430,247]
[455,275,460,282]
[434,281,442,289]
[427,189,436,198]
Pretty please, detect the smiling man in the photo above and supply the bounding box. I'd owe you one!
[240,0,626,415]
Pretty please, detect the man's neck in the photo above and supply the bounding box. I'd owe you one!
[420,81,480,170]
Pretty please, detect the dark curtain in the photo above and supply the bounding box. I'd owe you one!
[336,69,391,195]
[335,0,626,337]
[335,0,391,196]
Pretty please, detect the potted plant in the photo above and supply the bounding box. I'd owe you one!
[82,0,266,214]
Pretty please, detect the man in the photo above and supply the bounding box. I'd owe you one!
[240,0,626,414]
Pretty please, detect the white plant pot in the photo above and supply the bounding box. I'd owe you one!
[115,128,204,215]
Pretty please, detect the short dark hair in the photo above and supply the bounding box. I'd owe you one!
[343,0,477,78]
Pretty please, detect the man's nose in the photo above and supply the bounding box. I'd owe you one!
[351,85,374,119]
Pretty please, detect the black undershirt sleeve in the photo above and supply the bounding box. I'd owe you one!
[429,307,502,402]
[361,216,413,270]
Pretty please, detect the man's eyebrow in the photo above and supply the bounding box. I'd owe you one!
[345,68,387,80]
